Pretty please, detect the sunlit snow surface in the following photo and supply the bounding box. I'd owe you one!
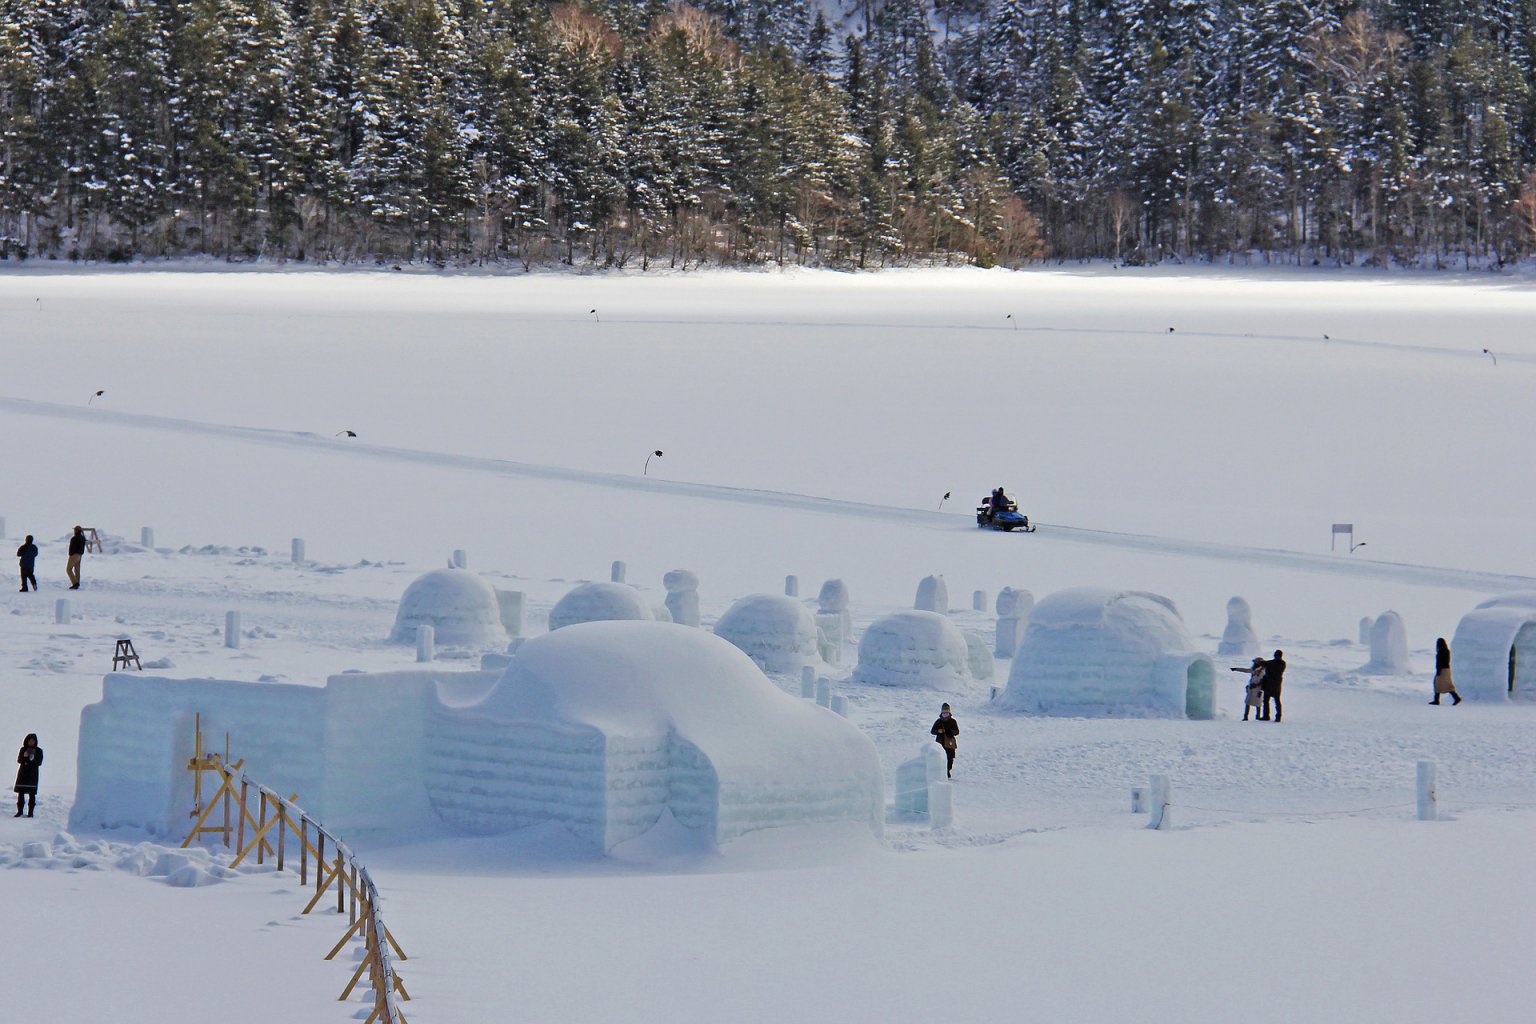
[3,265,1536,1024]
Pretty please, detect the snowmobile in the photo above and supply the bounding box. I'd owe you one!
[976,495,1036,532]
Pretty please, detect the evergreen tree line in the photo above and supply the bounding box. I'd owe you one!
[3,0,1536,268]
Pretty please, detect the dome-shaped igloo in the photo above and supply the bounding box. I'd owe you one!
[389,568,508,646]
[1451,592,1536,702]
[997,588,1214,719]
[548,582,656,632]
[424,621,883,851]
[712,594,820,674]
[852,609,982,690]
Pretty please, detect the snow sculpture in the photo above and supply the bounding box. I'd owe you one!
[547,582,656,632]
[389,568,508,647]
[785,575,799,597]
[1451,593,1536,702]
[818,579,850,613]
[713,594,820,674]
[663,569,701,627]
[225,611,241,649]
[973,590,988,612]
[852,610,982,690]
[452,549,467,569]
[994,587,1034,658]
[997,588,1215,719]
[1218,596,1259,657]
[1359,616,1374,644]
[431,622,884,851]
[55,599,70,625]
[291,538,305,564]
[915,575,949,614]
[141,527,154,548]
[815,579,853,664]
[611,560,627,583]
[1361,610,1409,674]
[416,625,434,663]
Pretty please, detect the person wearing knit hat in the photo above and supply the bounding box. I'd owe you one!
[930,703,959,778]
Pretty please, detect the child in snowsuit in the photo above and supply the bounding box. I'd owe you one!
[930,703,959,778]
[1231,658,1265,721]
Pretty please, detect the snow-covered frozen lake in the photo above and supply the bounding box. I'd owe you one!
[2,265,1534,1023]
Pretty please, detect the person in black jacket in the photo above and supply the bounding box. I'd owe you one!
[1261,649,1286,722]
[930,703,959,777]
[66,525,86,589]
[16,535,38,592]
[14,734,42,818]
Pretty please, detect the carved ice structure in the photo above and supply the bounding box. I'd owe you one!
[389,568,508,647]
[663,569,701,627]
[548,581,656,631]
[1217,596,1259,657]
[71,623,884,854]
[997,587,1215,719]
[851,610,984,690]
[712,594,820,675]
[1361,610,1410,674]
[1450,592,1536,702]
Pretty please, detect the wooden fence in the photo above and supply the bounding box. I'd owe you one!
[182,720,409,1024]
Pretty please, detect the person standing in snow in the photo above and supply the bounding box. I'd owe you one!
[1231,657,1265,721]
[65,525,86,589]
[1260,649,1285,722]
[1430,637,1462,705]
[14,734,42,818]
[16,535,38,592]
[930,703,959,777]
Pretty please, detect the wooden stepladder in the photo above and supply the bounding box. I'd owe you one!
[84,527,104,554]
[111,638,141,671]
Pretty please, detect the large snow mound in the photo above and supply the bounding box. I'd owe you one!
[431,621,882,851]
[851,609,981,690]
[998,588,1215,719]
[711,594,820,674]
[389,568,508,646]
[547,581,656,631]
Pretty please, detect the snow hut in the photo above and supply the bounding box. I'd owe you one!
[1450,592,1536,701]
[389,568,508,647]
[997,588,1215,719]
[548,582,656,632]
[427,621,884,851]
[712,594,820,674]
[852,609,983,690]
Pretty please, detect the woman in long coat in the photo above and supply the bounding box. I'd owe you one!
[1430,638,1462,705]
[14,733,42,817]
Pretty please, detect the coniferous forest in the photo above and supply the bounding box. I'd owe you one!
[4,1,1536,268]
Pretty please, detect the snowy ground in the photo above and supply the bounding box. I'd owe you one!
[2,265,1535,1023]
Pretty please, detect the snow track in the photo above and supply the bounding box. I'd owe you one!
[5,393,1530,596]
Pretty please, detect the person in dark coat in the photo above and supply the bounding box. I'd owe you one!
[1261,649,1286,722]
[16,535,38,592]
[930,703,959,777]
[66,525,86,589]
[1430,637,1462,705]
[14,734,42,817]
